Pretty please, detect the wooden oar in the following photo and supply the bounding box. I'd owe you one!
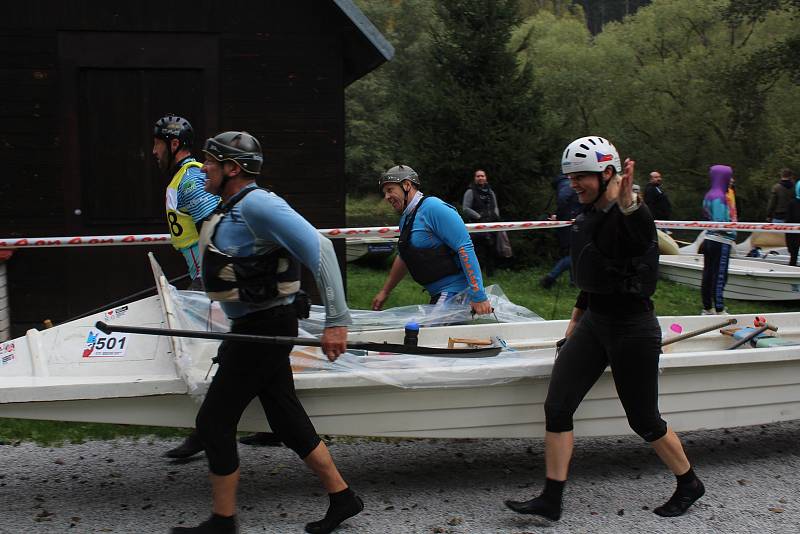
[726,323,778,350]
[661,318,737,346]
[496,318,739,353]
[95,321,502,358]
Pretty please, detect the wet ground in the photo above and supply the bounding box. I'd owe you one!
[1,420,798,533]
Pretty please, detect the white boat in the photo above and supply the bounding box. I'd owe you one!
[345,237,396,263]
[2,255,800,439]
[679,231,792,265]
[659,253,800,301]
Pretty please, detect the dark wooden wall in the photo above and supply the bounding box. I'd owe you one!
[0,1,353,337]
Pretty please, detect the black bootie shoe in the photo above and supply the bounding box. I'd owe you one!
[654,478,705,517]
[304,488,364,534]
[165,430,205,459]
[504,478,564,521]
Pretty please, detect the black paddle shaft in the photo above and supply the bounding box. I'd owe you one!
[95,321,502,358]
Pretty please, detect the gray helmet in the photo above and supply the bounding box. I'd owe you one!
[379,165,421,191]
[203,131,263,175]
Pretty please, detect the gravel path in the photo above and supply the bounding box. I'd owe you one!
[2,420,798,533]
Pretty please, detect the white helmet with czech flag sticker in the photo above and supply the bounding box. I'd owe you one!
[561,136,622,175]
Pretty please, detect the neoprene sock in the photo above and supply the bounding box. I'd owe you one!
[171,513,237,533]
[504,477,565,521]
[304,487,364,534]
[654,467,705,517]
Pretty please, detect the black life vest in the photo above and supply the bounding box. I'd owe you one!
[570,205,659,297]
[398,196,461,286]
[199,186,301,303]
[468,183,498,221]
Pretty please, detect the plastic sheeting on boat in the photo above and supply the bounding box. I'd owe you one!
[167,286,549,395]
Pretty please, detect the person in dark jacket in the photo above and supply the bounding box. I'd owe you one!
[462,169,500,276]
[540,175,581,288]
[766,168,796,223]
[505,136,704,523]
[643,171,671,221]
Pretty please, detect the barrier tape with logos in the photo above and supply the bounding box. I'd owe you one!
[0,220,799,249]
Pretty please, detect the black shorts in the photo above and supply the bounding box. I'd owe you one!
[544,309,668,442]
[195,305,321,475]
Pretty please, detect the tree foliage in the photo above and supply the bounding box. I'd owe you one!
[345,0,434,195]
[396,0,547,221]
[513,0,800,221]
[347,0,800,229]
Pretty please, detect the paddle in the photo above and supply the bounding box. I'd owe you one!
[548,318,738,356]
[95,321,502,358]
[661,318,738,346]
[726,323,778,350]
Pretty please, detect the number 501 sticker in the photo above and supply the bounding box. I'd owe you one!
[83,330,130,358]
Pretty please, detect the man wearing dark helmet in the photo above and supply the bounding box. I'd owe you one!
[372,164,492,315]
[170,131,362,534]
[153,115,223,461]
[152,114,220,289]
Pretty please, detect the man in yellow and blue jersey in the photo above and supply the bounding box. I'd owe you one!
[153,114,220,289]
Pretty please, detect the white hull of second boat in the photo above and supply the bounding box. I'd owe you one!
[659,254,800,301]
[679,232,793,266]
[345,237,396,263]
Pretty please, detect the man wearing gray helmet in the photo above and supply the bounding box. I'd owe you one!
[172,131,362,534]
[372,165,492,315]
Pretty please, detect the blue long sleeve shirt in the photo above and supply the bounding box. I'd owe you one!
[400,195,487,302]
[210,185,351,326]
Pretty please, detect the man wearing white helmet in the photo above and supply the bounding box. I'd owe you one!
[372,165,492,315]
[505,137,704,521]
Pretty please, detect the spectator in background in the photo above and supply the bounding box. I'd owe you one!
[766,168,796,223]
[462,169,500,277]
[727,174,738,222]
[540,175,581,289]
[701,165,736,315]
[644,171,671,221]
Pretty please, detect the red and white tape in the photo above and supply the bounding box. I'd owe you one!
[0,220,798,249]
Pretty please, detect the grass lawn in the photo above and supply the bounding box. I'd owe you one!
[2,264,797,445]
[348,263,798,320]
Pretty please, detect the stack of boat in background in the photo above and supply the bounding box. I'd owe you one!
[656,230,800,301]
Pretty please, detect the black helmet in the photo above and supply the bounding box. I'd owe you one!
[379,165,421,191]
[153,115,194,148]
[203,131,263,175]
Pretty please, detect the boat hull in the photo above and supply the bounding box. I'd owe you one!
[660,254,800,301]
[2,254,799,439]
[2,356,799,439]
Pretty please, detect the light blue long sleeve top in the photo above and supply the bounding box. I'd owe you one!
[210,185,351,326]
